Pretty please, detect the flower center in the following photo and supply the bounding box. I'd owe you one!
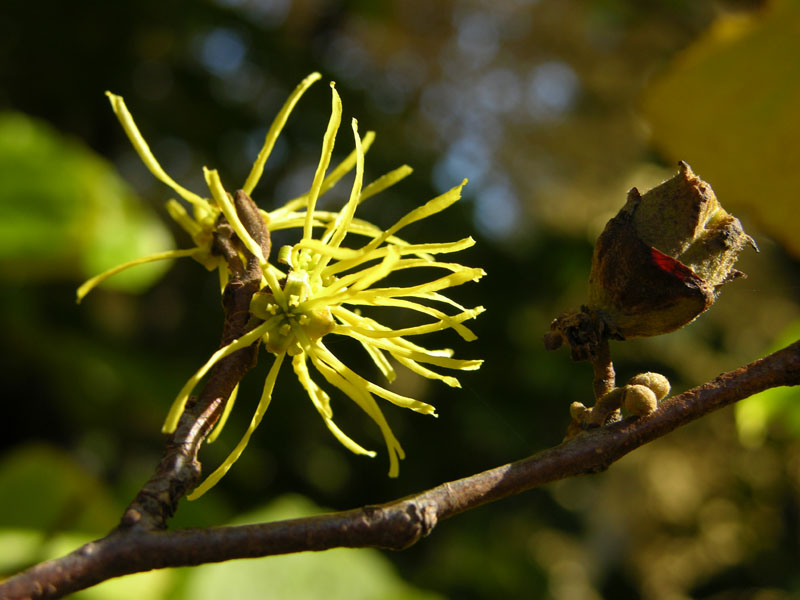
[250,268,334,356]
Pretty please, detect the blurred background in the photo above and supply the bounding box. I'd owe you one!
[2,0,800,598]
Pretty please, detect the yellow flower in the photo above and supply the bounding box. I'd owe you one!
[77,72,372,300]
[164,82,485,499]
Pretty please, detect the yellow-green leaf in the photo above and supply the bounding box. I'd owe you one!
[641,0,800,256]
[0,112,174,290]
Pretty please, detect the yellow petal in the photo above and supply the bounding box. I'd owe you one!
[304,83,343,240]
[204,168,264,263]
[217,266,229,293]
[205,168,285,304]
[297,329,405,476]
[76,248,196,303]
[355,180,468,256]
[335,296,466,391]
[243,72,322,195]
[296,236,474,264]
[333,307,451,355]
[360,337,396,382]
[359,165,413,204]
[292,353,332,418]
[308,267,484,310]
[318,118,365,252]
[318,129,373,203]
[292,354,376,456]
[321,418,377,457]
[162,318,277,433]
[320,255,479,301]
[334,305,484,341]
[336,329,483,371]
[188,352,286,499]
[207,384,238,443]
[395,355,461,387]
[309,350,404,477]
[410,290,469,312]
[266,130,376,220]
[105,92,206,207]
[165,199,203,238]
[267,213,417,255]
[316,343,436,415]
[347,245,400,294]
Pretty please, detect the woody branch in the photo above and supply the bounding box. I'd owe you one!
[1,339,798,600]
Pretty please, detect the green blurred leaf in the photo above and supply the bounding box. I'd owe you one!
[0,445,175,598]
[0,443,116,575]
[0,529,174,599]
[0,112,174,291]
[178,494,445,600]
[0,444,118,533]
[67,548,174,600]
[642,0,800,257]
[0,529,45,573]
[735,320,800,446]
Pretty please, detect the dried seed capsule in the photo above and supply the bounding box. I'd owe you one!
[628,372,670,401]
[588,162,756,338]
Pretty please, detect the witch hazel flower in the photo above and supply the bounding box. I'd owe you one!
[77,72,361,300]
[78,73,485,498]
[165,82,485,498]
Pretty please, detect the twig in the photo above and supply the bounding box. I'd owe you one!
[545,307,621,429]
[585,335,620,426]
[2,340,798,600]
[114,190,270,533]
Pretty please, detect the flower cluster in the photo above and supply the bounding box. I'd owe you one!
[79,73,485,498]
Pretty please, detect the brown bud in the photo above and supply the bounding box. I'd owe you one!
[623,384,658,416]
[628,372,670,401]
[587,162,756,338]
[569,401,589,421]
